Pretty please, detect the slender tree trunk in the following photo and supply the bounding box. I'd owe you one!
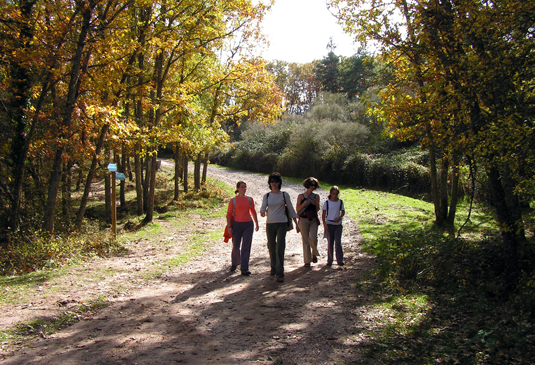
[43,2,95,232]
[61,162,73,222]
[427,144,444,226]
[194,153,201,190]
[75,124,109,229]
[143,153,150,212]
[487,165,524,293]
[174,143,181,201]
[183,154,189,194]
[7,0,36,232]
[104,171,111,224]
[438,155,449,222]
[134,143,143,215]
[143,152,157,223]
[446,156,460,225]
[119,143,126,209]
[202,152,209,184]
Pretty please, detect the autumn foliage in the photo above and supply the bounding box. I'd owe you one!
[0,0,283,237]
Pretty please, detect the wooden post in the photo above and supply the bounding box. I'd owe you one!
[108,163,117,239]
[111,170,116,239]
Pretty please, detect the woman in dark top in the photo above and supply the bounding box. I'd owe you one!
[295,177,321,267]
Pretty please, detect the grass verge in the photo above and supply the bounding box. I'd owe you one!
[340,186,535,364]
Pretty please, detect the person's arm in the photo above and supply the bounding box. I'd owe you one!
[260,193,268,217]
[313,194,320,212]
[295,193,307,213]
[226,200,234,233]
[322,202,328,231]
[285,192,298,219]
[250,198,260,231]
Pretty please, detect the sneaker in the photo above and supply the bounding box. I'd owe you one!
[338,263,345,266]
[312,256,318,263]
[276,277,284,283]
[230,265,237,271]
[241,271,251,276]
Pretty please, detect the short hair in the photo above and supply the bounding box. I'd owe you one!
[235,181,246,194]
[267,172,282,190]
[303,177,320,189]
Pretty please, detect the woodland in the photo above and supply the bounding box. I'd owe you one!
[1,0,535,363]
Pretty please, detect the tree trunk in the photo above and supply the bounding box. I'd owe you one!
[143,153,150,212]
[194,153,201,190]
[438,155,449,224]
[104,171,111,224]
[134,143,143,215]
[183,154,189,193]
[487,165,524,293]
[202,152,209,184]
[143,152,157,224]
[427,144,444,226]
[75,124,109,229]
[174,143,181,201]
[43,2,95,232]
[119,143,126,209]
[61,162,73,222]
[7,0,37,232]
[446,157,460,225]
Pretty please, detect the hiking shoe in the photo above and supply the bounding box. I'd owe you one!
[241,271,251,276]
[276,277,284,283]
[312,256,318,263]
[230,265,237,271]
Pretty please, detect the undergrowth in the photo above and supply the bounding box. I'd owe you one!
[345,185,535,364]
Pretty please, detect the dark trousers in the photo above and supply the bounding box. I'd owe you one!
[232,221,254,272]
[327,224,344,265]
[266,223,287,278]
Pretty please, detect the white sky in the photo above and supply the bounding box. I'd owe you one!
[259,0,358,63]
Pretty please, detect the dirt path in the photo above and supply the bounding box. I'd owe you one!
[1,165,377,364]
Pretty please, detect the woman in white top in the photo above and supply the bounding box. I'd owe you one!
[260,173,298,282]
[322,186,345,266]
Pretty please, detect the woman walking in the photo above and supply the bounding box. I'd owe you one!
[296,177,321,267]
[260,173,298,282]
[322,186,345,267]
[226,181,259,276]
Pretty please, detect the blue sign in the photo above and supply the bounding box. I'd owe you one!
[107,163,117,172]
[116,172,126,181]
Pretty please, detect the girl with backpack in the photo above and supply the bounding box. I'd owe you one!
[322,186,345,267]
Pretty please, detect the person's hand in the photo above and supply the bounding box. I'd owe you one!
[296,225,300,233]
[333,217,341,222]
[255,225,259,232]
[260,211,265,217]
[228,227,233,233]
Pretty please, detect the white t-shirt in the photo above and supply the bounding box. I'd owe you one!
[322,199,344,225]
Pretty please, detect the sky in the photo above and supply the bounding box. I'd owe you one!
[259,0,358,64]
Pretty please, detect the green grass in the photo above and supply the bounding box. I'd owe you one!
[337,186,535,364]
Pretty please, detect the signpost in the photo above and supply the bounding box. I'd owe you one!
[107,163,117,238]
